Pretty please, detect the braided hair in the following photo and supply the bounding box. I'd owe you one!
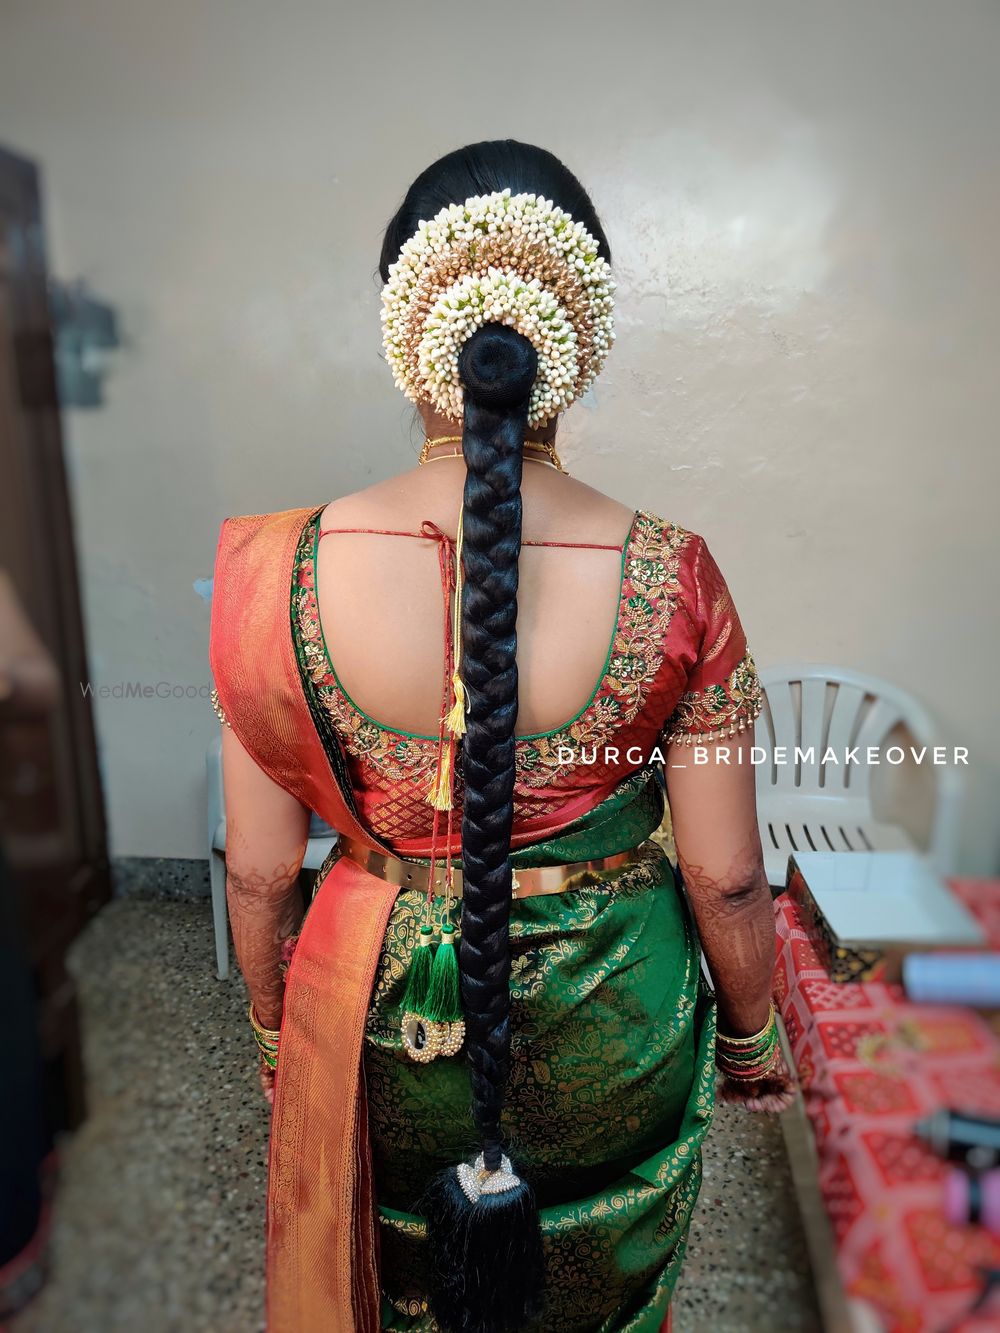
[379,141,612,1333]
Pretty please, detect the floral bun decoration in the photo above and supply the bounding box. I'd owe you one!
[380,188,616,428]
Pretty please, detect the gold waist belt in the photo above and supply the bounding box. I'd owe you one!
[336,834,641,899]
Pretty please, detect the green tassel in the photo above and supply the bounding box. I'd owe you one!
[424,923,463,1022]
[401,925,436,1015]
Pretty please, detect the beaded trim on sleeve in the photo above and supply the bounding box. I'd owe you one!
[662,651,763,746]
[210,686,231,728]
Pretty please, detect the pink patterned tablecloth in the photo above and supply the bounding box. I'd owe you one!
[775,880,1000,1333]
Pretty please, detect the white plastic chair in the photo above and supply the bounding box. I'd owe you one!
[207,735,339,979]
[754,664,963,888]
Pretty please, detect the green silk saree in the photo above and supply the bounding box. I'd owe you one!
[360,773,717,1331]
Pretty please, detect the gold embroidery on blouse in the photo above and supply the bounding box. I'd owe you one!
[516,511,691,786]
[292,509,693,786]
[292,518,440,786]
[700,599,734,663]
[662,650,763,746]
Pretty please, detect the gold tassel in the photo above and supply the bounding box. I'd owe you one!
[444,505,468,739]
[426,740,454,810]
[445,674,467,737]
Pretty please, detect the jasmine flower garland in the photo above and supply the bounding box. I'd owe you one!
[380,188,616,427]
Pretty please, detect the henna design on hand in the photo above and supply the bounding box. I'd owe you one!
[226,850,304,1030]
[677,826,777,1037]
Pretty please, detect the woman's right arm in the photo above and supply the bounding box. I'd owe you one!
[221,725,310,1091]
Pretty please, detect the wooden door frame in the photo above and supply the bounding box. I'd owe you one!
[0,143,111,1129]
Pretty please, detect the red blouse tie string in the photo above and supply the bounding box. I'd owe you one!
[413,519,464,910]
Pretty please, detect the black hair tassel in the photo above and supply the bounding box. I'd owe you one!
[422,1155,545,1333]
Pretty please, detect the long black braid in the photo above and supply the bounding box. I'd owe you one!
[420,325,544,1333]
[456,326,534,1170]
[379,140,612,1333]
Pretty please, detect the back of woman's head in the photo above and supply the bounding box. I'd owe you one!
[379,139,611,283]
[379,140,612,1333]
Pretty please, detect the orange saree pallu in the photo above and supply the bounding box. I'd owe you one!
[211,507,395,1330]
[265,855,399,1332]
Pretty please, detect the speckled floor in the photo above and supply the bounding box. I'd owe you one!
[11,893,821,1333]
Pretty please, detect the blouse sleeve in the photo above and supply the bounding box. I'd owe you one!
[662,536,763,746]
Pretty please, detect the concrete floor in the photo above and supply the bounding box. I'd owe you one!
[12,891,821,1333]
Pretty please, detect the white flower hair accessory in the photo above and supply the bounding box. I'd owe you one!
[380,188,616,428]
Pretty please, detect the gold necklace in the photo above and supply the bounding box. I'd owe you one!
[418,435,567,473]
[422,452,562,471]
[418,435,464,463]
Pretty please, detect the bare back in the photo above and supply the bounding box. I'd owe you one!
[316,458,636,738]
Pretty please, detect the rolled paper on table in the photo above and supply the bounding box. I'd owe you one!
[902,953,1000,1007]
[915,1109,1000,1165]
[945,1168,1000,1236]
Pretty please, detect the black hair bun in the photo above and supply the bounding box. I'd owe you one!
[458,323,538,410]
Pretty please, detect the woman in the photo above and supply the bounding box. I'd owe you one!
[210,140,794,1333]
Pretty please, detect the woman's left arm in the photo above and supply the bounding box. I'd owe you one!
[660,526,794,1111]
[221,724,309,1096]
[665,730,795,1112]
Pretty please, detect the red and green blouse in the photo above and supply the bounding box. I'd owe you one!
[288,507,762,848]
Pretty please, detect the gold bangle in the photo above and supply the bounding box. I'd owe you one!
[716,1002,776,1048]
[248,1001,281,1052]
[248,1001,280,1035]
[717,1052,782,1081]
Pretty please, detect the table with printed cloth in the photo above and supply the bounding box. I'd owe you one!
[774,879,1000,1333]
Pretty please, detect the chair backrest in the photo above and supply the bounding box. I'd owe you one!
[207,732,224,843]
[308,810,336,839]
[755,663,943,804]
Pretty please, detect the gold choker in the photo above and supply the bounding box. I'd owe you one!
[418,435,566,472]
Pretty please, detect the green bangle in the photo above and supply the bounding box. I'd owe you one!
[716,1047,781,1081]
[716,1002,776,1049]
[249,1001,280,1066]
[716,1018,780,1080]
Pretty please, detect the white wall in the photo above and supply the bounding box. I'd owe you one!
[1,0,997,869]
